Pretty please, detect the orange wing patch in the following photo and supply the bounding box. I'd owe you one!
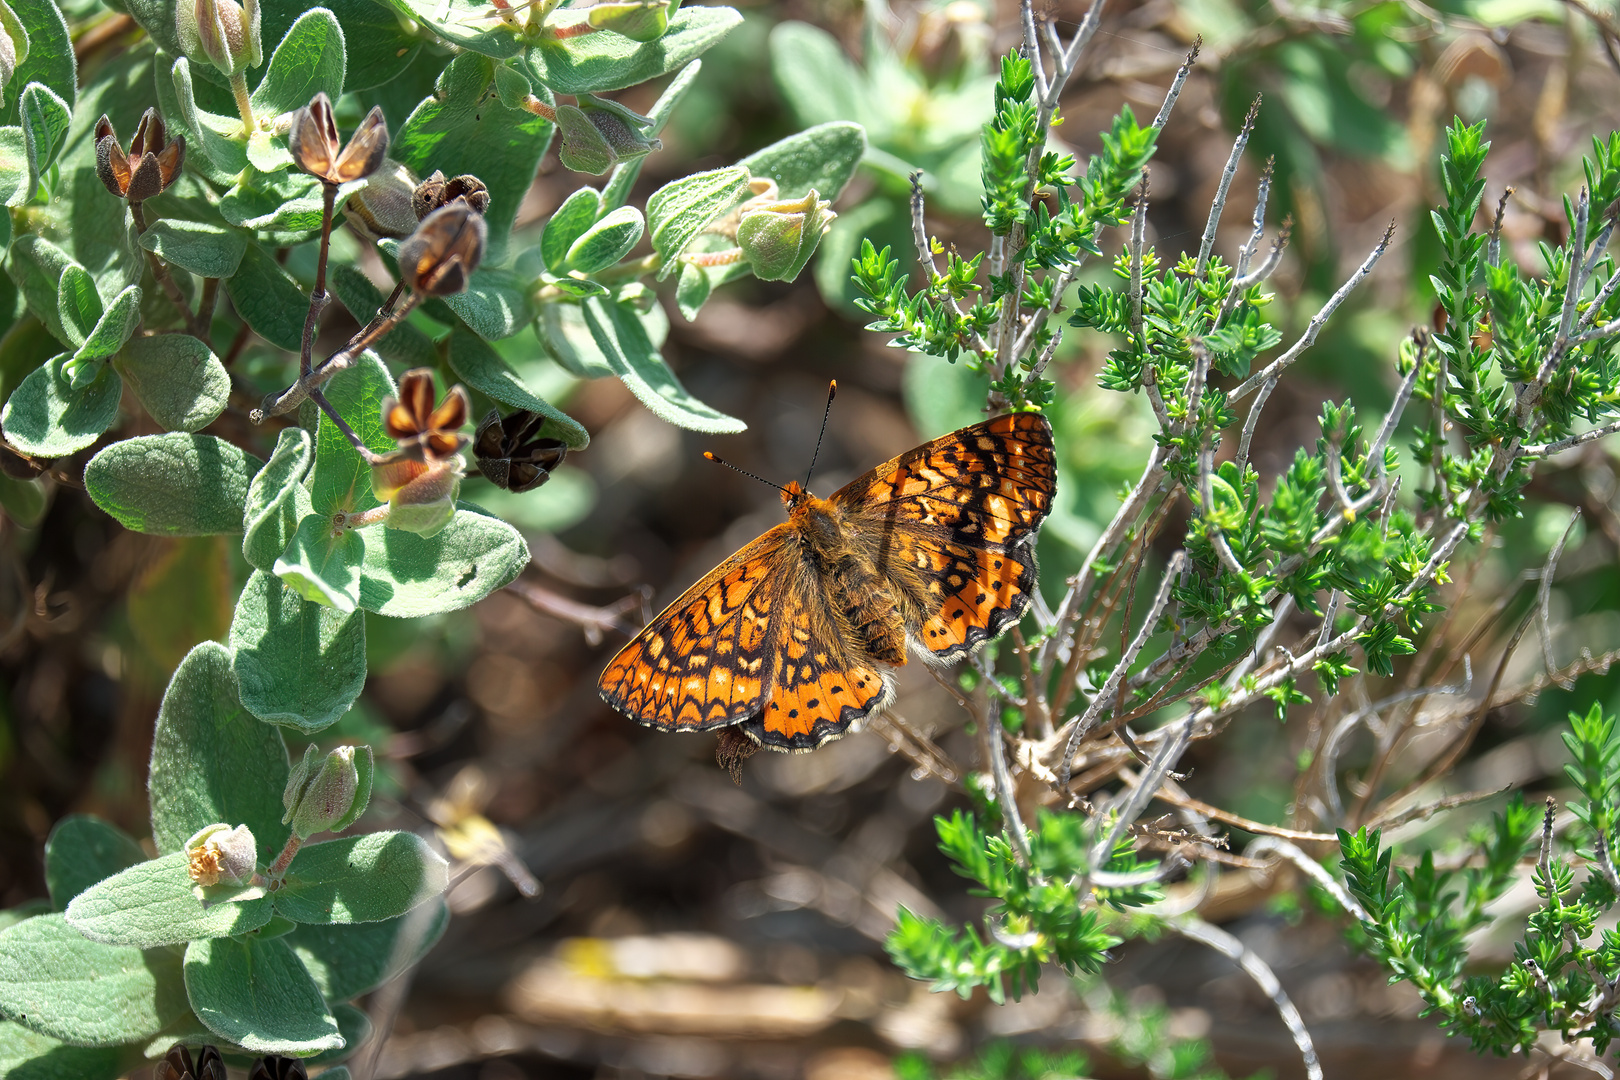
[916,541,1038,661]
[599,527,789,732]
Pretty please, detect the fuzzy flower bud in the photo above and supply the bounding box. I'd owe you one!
[586,0,680,42]
[185,823,257,887]
[735,188,836,282]
[178,0,262,79]
[282,744,373,840]
[555,95,661,176]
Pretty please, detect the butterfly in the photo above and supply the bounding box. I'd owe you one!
[598,409,1057,754]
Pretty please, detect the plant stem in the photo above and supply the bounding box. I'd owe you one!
[301,182,338,375]
[230,72,255,135]
[130,201,210,339]
[266,834,303,883]
[308,387,384,463]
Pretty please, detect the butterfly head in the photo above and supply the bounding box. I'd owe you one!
[780,480,806,509]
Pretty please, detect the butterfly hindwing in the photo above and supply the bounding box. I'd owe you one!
[913,539,1039,661]
[599,526,791,731]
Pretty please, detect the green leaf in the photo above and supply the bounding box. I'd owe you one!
[768,22,870,131]
[272,832,449,925]
[250,9,347,119]
[243,426,314,573]
[147,641,290,856]
[168,56,249,175]
[44,816,145,911]
[309,1004,369,1066]
[358,502,529,617]
[114,334,231,433]
[64,851,273,949]
[328,264,435,368]
[675,259,711,320]
[0,354,121,457]
[0,914,187,1046]
[54,264,99,349]
[137,221,246,279]
[275,512,364,613]
[0,126,27,222]
[392,53,554,260]
[445,329,589,448]
[566,205,643,274]
[599,59,699,212]
[581,295,744,432]
[231,569,366,733]
[540,186,603,274]
[71,284,142,364]
[526,5,741,94]
[285,899,448,1002]
[0,473,44,528]
[84,434,263,536]
[220,170,327,241]
[746,120,865,204]
[225,244,309,351]
[309,350,396,516]
[126,536,234,678]
[0,0,71,129]
[0,903,49,934]
[183,936,342,1055]
[369,0,523,60]
[441,265,535,341]
[646,165,750,279]
[7,235,77,345]
[16,82,68,204]
[0,1020,124,1080]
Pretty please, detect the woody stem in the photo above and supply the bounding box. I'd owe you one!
[307,387,385,464]
[300,182,338,376]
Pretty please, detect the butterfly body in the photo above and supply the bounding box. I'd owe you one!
[599,412,1056,752]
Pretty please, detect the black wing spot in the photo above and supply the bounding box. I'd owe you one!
[788,709,799,718]
[993,559,1003,569]
[831,686,844,694]
[953,609,966,619]
[806,698,820,708]
[975,592,987,604]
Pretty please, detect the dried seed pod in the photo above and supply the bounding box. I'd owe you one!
[289,93,387,184]
[383,368,470,460]
[157,1043,227,1080]
[397,202,486,296]
[473,408,567,493]
[345,159,420,241]
[95,108,186,203]
[247,1055,308,1080]
[412,170,490,219]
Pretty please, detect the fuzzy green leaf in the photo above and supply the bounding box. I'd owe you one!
[64,852,272,949]
[0,353,120,457]
[286,899,448,1002]
[44,816,145,911]
[168,57,249,175]
[0,0,71,129]
[357,502,529,616]
[184,936,342,1055]
[148,642,290,856]
[16,82,68,204]
[7,235,76,345]
[566,205,643,274]
[272,832,449,925]
[0,914,187,1046]
[581,294,744,432]
[441,265,535,341]
[0,1020,124,1080]
[84,434,263,536]
[243,426,314,573]
[392,53,554,260]
[137,221,246,279]
[250,9,347,118]
[225,244,308,351]
[309,350,396,516]
[231,569,366,733]
[540,187,602,274]
[114,334,231,433]
[647,165,750,279]
[328,264,435,368]
[0,126,26,227]
[275,512,364,613]
[445,329,589,448]
[526,5,741,95]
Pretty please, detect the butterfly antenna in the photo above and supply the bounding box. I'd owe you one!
[804,380,838,489]
[703,452,792,496]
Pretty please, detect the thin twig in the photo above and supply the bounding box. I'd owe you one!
[1536,508,1582,682]
[505,578,649,647]
[1195,96,1261,277]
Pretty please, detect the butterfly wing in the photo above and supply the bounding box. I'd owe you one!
[598,526,793,731]
[834,412,1056,661]
[732,557,894,752]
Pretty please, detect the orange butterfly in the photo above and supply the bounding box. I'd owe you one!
[598,408,1057,753]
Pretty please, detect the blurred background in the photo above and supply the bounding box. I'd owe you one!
[12,0,1620,1076]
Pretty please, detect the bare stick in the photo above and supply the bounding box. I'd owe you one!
[1169,917,1323,1080]
[1369,350,1425,480]
[1536,509,1582,680]
[1229,223,1396,402]
[1128,176,1150,346]
[1195,96,1261,277]
[1524,416,1620,457]
[1151,38,1201,130]
[1019,0,1048,100]
[1246,836,1369,921]
[985,711,1034,867]
[505,579,648,648]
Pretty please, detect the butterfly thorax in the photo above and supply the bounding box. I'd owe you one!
[785,486,910,666]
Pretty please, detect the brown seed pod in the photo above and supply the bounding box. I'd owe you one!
[473,408,567,493]
[95,108,185,203]
[156,1043,227,1080]
[411,170,490,219]
[382,368,470,460]
[397,202,486,296]
[247,1055,308,1080]
[289,92,387,185]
